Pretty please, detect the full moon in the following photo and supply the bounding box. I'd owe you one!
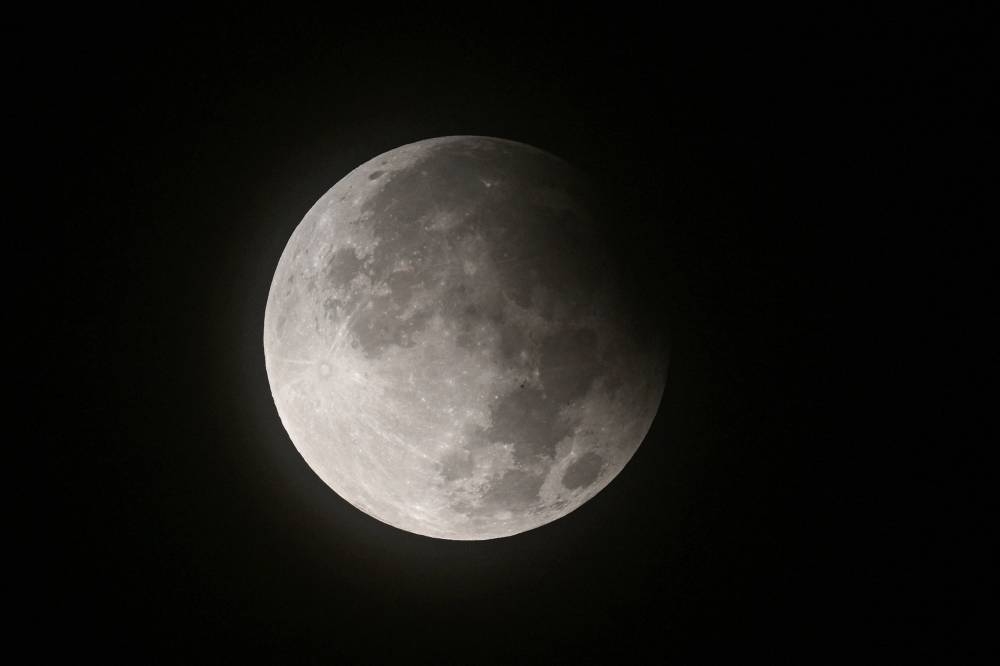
[264,136,666,540]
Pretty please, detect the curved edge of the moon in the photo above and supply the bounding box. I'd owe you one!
[452,378,668,541]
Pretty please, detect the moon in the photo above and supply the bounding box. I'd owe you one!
[264,136,666,540]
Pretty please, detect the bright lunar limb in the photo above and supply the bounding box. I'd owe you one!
[264,136,666,540]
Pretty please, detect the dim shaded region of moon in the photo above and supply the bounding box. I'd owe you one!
[264,136,667,540]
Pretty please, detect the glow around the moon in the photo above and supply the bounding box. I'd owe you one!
[264,136,666,540]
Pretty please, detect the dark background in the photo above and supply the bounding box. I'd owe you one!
[29,9,990,663]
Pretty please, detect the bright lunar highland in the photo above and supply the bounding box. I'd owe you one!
[264,136,666,539]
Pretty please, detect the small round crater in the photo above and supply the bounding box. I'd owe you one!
[369,170,384,180]
[319,362,331,377]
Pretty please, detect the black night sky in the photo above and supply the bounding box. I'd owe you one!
[34,9,989,663]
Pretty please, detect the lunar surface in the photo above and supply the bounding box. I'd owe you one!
[264,136,666,540]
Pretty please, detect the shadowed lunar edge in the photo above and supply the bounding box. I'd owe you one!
[264,136,666,540]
